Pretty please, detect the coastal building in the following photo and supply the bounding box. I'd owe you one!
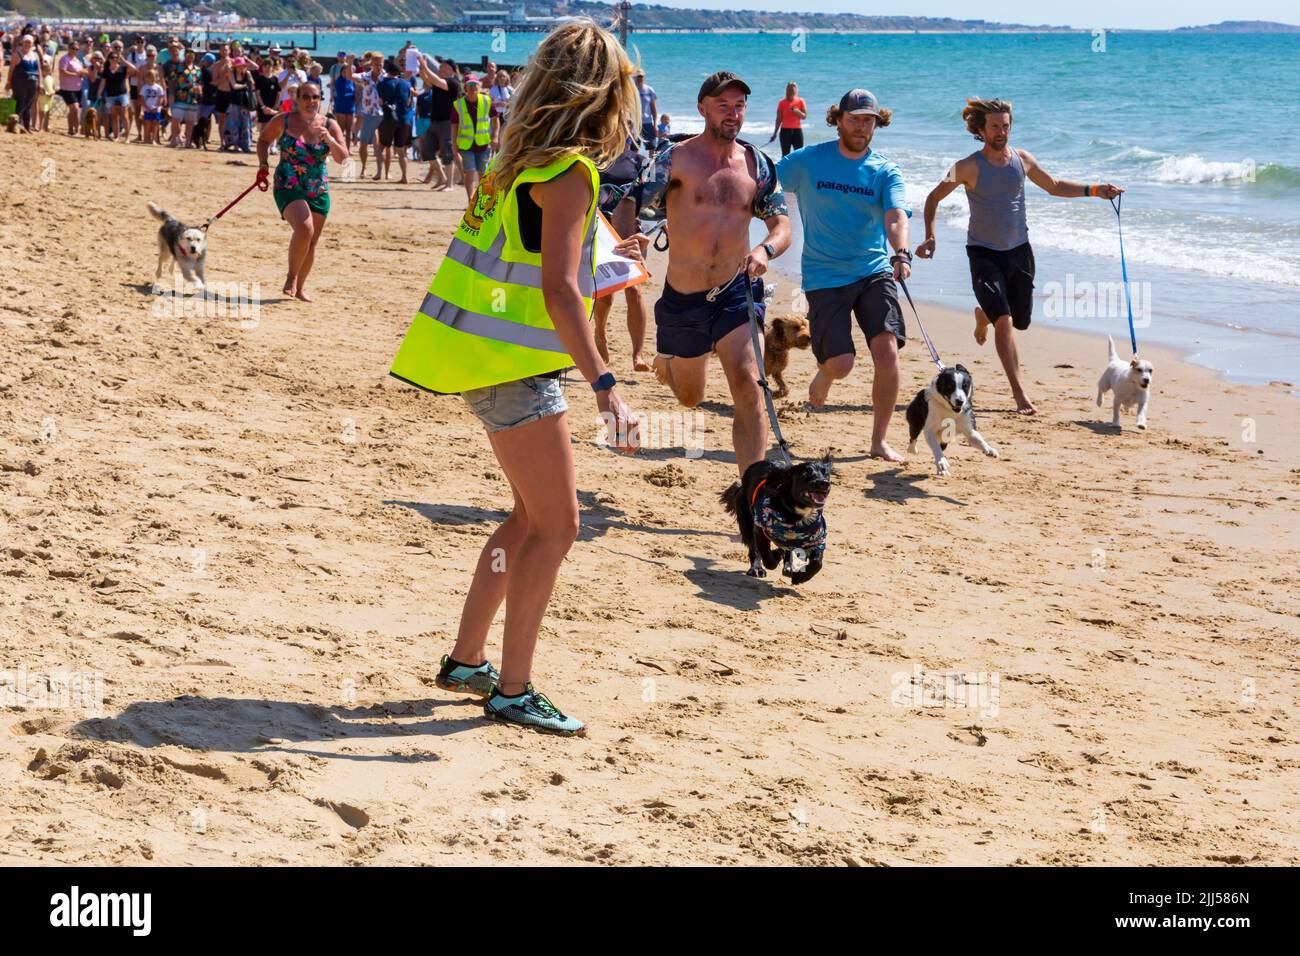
[454,3,560,27]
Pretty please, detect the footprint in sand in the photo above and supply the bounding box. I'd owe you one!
[314,797,370,829]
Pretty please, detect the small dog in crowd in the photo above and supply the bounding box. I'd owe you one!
[4,115,19,134]
[191,113,211,150]
[764,315,812,399]
[906,364,999,476]
[1097,335,1154,430]
[80,106,100,139]
[721,454,832,584]
[147,202,207,295]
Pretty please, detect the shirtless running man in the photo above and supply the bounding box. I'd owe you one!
[645,71,791,475]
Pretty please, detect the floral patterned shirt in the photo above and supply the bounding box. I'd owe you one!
[355,70,383,117]
[274,129,330,199]
[174,65,201,105]
[641,138,788,220]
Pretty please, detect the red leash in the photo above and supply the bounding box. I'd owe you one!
[202,173,270,231]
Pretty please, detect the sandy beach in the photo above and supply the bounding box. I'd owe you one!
[1,130,1297,866]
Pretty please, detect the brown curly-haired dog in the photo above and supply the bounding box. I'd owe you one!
[764,315,811,399]
[81,106,102,139]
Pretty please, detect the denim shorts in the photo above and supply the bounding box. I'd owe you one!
[460,148,492,174]
[461,375,566,433]
[105,93,129,108]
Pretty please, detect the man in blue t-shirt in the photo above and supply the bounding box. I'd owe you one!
[777,88,913,462]
[376,59,413,182]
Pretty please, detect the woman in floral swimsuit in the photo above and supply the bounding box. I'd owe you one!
[256,82,349,301]
[169,51,203,148]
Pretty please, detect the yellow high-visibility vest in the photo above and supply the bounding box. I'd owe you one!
[389,152,600,394]
[454,94,492,151]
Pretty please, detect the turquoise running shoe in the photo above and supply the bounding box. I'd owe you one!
[434,655,500,698]
[483,684,586,737]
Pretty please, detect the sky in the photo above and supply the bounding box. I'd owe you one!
[645,1,1298,31]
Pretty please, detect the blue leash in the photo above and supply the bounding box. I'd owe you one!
[1110,193,1138,355]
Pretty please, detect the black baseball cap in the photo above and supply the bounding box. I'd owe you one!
[839,88,883,117]
[697,70,751,102]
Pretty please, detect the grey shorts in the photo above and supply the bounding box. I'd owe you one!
[461,374,566,433]
[805,271,905,363]
[422,118,453,164]
[359,112,383,143]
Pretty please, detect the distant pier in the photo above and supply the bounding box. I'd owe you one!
[250,21,563,34]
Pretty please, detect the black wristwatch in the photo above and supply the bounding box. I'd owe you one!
[591,371,616,393]
[761,242,776,259]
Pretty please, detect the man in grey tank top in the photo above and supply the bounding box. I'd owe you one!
[916,98,1122,415]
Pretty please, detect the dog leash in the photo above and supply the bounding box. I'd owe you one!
[202,175,269,232]
[743,273,794,467]
[1110,193,1139,356]
[895,273,944,371]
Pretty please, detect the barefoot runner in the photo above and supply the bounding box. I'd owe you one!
[389,19,645,736]
[645,70,791,476]
[256,82,349,302]
[592,140,652,371]
[776,89,911,462]
[917,98,1123,415]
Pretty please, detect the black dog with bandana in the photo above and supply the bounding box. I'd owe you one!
[721,455,832,584]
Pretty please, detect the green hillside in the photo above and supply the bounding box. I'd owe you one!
[7,1,457,21]
[5,1,1074,31]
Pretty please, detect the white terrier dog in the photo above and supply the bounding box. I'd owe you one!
[1097,336,1154,430]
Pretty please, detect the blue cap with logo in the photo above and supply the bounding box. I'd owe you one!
[839,88,883,117]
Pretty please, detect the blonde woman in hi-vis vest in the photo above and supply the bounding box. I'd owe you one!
[391,19,647,736]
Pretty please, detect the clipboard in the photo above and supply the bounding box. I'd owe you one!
[593,210,650,298]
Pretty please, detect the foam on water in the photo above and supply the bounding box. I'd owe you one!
[1151,154,1259,184]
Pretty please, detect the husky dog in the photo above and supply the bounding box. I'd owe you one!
[147,202,207,295]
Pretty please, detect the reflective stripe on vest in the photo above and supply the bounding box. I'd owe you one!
[444,227,596,298]
[389,152,601,395]
[418,290,566,354]
[455,95,491,150]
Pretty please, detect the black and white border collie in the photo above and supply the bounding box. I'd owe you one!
[906,364,999,476]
